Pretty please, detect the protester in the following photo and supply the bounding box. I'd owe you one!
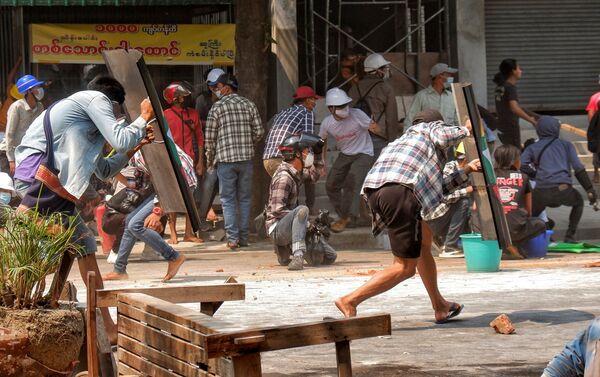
[585,75,600,183]
[14,76,154,344]
[349,53,400,157]
[197,68,225,231]
[543,317,600,376]
[163,81,204,244]
[493,58,537,148]
[0,75,45,176]
[521,116,597,243]
[0,172,15,227]
[320,88,376,233]
[405,63,458,128]
[329,48,361,92]
[266,133,324,270]
[494,144,546,251]
[335,109,478,321]
[103,145,195,281]
[205,73,264,249]
[424,142,472,258]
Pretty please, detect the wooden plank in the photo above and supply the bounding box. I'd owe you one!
[231,353,262,377]
[561,123,587,138]
[96,308,117,377]
[97,284,245,308]
[118,293,242,334]
[118,348,184,377]
[335,340,352,377]
[118,301,207,346]
[118,315,207,364]
[201,276,239,316]
[118,333,208,377]
[206,314,391,358]
[87,271,99,377]
[118,361,142,376]
[49,249,75,307]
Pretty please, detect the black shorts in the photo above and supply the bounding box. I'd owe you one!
[366,183,422,259]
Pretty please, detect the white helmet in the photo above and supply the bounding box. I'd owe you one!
[364,53,391,73]
[325,88,353,107]
[207,68,225,87]
[0,172,14,193]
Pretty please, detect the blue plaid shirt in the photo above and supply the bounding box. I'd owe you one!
[263,104,314,160]
[361,121,469,235]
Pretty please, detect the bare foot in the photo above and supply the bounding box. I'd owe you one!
[585,261,600,268]
[505,245,524,260]
[102,271,129,281]
[335,297,357,318]
[168,235,179,245]
[207,208,218,221]
[183,235,204,243]
[162,255,186,282]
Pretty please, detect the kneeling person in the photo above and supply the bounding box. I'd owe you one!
[265,133,324,271]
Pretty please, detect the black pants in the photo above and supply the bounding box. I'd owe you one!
[498,131,521,148]
[326,153,374,219]
[0,150,9,175]
[532,185,583,240]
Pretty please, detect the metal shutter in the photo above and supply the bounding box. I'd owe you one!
[485,0,600,112]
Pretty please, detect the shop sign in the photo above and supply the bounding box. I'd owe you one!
[30,23,235,65]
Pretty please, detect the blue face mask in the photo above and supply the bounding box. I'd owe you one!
[0,192,11,205]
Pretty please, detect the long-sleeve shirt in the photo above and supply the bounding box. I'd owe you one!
[405,86,457,127]
[164,106,204,162]
[423,160,470,221]
[263,104,314,160]
[362,120,469,235]
[15,90,146,199]
[205,93,264,167]
[0,98,44,161]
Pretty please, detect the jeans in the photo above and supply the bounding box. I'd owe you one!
[427,196,471,249]
[113,196,179,273]
[271,205,309,257]
[197,168,219,221]
[543,317,600,377]
[217,160,253,243]
[532,185,583,240]
[326,153,374,218]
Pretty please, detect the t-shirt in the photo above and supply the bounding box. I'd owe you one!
[586,92,600,114]
[319,108,374,156]
[495,168,530,214]
[495,82,519,136]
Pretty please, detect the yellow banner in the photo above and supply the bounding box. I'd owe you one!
[30,23,235,65]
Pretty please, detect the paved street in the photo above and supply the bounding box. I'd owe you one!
[67,240,600,376]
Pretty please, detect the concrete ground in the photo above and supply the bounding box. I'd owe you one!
[67,230,600,376]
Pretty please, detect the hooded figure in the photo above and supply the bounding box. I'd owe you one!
[521,115,597,243]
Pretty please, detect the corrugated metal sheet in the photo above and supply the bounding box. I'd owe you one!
[0,0,231,5]
[0,7,23,100]
[485,0,600,111]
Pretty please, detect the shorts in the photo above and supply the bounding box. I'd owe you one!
[366,183,422,258]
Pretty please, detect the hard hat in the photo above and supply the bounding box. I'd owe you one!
[278,133,324,160]
[9,84,23,100]
[0,172,15,193]
[207,68,225,87]
[325,88,352,107]
[163,82,191,104]
[293,86,321,100]
[16,74,44,94]
[363,53,391,73]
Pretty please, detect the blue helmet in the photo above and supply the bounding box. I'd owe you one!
[16,75,44,94]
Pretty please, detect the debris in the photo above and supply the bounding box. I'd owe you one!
[215,268,224,272]
[355,269,377,276]
[490,314,515,334]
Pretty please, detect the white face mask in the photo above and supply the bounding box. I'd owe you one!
[381,67,391,81]
[444,77,454,89]
[214,90,223,99]
[32,87,44,101]
[303,152,314,168]
[335,106,350,119]
[0,192,11,205]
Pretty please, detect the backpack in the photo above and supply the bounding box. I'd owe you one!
[587,101,600,153]
[355,81,384,122]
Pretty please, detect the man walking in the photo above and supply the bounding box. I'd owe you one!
[205,73,264,249]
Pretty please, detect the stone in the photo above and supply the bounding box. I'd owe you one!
[490,314,516,335]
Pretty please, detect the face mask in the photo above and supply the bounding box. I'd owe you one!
[444,77,454,89]
[335,106,350,119]
[214,90,223,99]
[0,192,11,205]
[303,152,314,168]
[32,87,44,101]
[381,67,391,81]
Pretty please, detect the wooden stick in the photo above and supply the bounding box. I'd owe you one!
[49,249,76,308]
[335,340,352,377]
[86,272,98,377]
[560,123,587,138]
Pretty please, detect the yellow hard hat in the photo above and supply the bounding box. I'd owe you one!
[9,84,23,100]
[456,142,465,156]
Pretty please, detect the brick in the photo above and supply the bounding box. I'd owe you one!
[490,314,515,335]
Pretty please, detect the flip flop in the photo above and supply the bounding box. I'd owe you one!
[435,303,464,324]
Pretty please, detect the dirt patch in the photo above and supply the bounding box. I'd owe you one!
[0,307,84,371]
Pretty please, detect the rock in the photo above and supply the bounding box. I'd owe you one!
[490,314,516,334]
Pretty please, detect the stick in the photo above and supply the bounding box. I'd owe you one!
[49,249,76,308]
[560,123,587,138]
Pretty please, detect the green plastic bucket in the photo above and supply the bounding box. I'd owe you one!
[460,234,501,272]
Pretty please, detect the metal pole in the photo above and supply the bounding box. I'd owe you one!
[304,0,311,81]
[324,0,330,91]
[444,0,451,64]
[309,0,316,86]
[384,7,444,53]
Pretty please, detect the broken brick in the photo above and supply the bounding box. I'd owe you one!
[490,314,515,335]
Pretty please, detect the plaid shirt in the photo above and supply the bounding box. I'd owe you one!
[361,121,469,236]
[205,93,264,166]
[422,160,471,221]
[265,161,320,231]
[263,104,314,160]
[131,143,197,189]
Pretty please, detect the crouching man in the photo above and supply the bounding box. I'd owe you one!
[265,133,324,271]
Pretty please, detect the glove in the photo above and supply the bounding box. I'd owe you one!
[588,190,597,205]
[574,169,594,192]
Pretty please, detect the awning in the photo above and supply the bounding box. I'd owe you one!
[0,0,231,5]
